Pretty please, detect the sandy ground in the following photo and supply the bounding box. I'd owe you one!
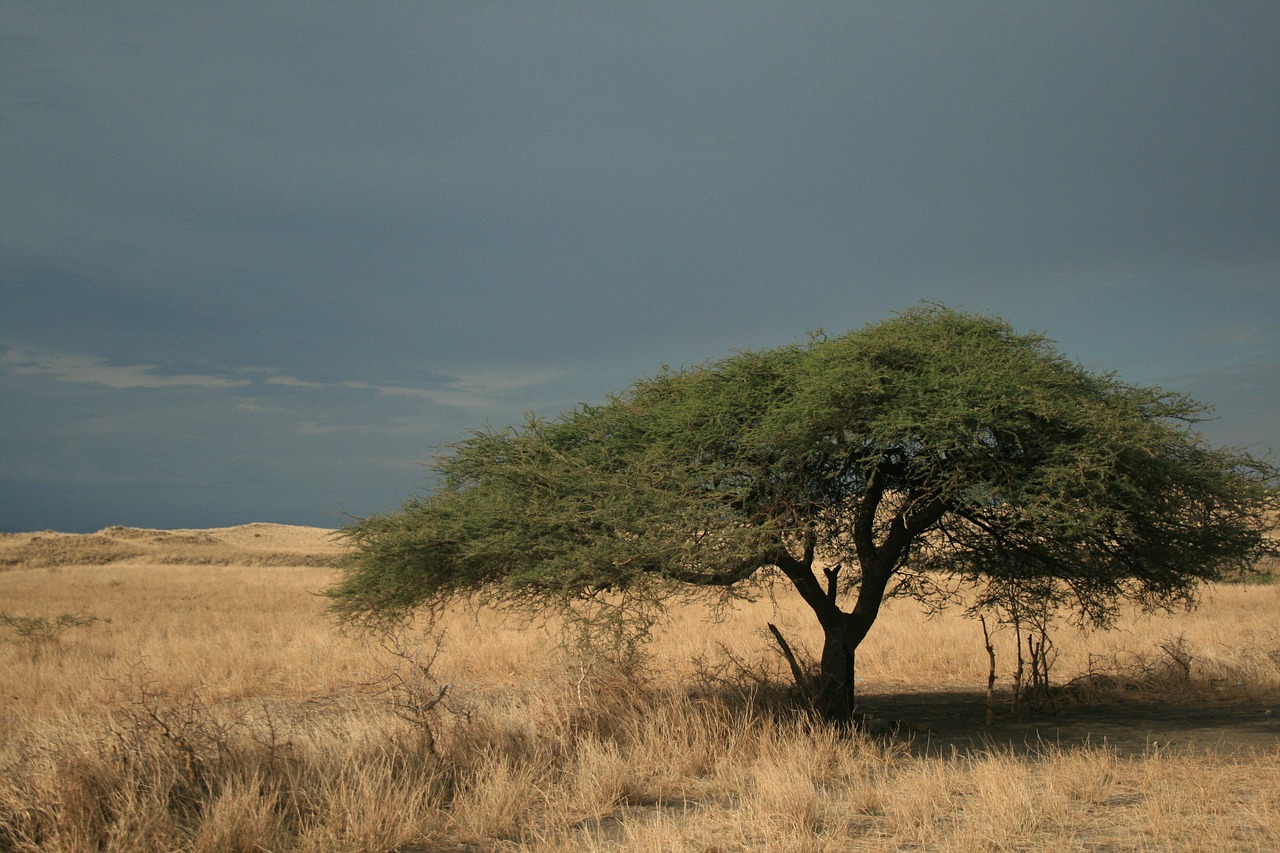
[0,522,346,569]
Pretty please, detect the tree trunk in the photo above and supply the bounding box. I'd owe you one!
[813,612,862,725]
[770,544,885,726]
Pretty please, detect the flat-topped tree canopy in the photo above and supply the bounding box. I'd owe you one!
[329,305,1279,722]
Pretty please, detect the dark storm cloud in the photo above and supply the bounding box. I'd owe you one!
[2,3,1277,530]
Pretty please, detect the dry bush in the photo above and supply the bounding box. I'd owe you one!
[1062,625,1280,704]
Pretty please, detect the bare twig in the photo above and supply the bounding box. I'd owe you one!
[979,615,996,726]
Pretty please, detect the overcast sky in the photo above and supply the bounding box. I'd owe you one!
[3,3,1278,532]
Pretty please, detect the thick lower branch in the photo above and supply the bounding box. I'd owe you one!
[659,558,767,587]
[774,546,842,625]
[768,622,811,699]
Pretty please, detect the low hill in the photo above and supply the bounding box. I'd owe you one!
[0,523,347,570]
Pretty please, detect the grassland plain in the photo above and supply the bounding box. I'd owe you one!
[0,525,1277,851]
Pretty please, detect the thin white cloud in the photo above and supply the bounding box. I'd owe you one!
[265,374,445,401]
[264,366,566,410]
[1,344,564,409]
[0,345,249,390]
[234,400,286,414]
[297,422,364,435]
[446,367,567,394]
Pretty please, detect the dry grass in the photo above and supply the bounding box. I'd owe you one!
[1,526,1277,851]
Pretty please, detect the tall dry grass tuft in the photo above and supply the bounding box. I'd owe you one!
[190,771,285,853]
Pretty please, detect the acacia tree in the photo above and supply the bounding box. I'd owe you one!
[329,307,1278,723]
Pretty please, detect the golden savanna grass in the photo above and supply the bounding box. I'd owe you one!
[1,525,1277,851]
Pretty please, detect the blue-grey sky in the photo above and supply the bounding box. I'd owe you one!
[3,3,1278,532]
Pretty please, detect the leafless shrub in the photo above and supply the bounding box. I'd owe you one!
[104,663,300,828]
[359,627,453,758]
[689,627,813,719]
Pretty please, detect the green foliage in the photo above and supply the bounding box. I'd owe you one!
[329,306,1279,649]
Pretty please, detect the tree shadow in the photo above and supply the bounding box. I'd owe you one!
[855,686,1280,758]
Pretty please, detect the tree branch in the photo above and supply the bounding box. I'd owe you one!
[823,563,841,603]
[881,494,949,568]
[659,555,768,588]
[768,622,811,701]
[773,546,841,625]
[853,461,888,567]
